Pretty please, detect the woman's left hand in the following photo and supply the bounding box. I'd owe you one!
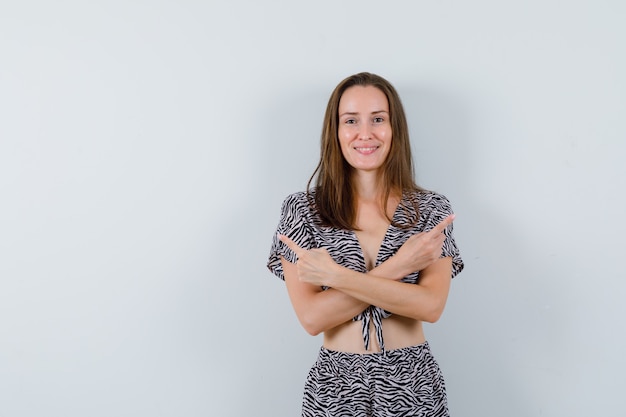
[279,234,343,287]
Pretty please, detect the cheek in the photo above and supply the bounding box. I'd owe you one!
[339,139,351,157]
[337,126,352,140]
[337,127,345,141]
[337,128,353,147]
[380,127,392,142]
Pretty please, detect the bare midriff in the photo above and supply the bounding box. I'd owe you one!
[323,315,426,353]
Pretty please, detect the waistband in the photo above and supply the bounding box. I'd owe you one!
[318,341,431,364]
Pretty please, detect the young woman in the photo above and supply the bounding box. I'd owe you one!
[267,72,464,417]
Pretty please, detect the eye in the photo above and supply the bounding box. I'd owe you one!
[373,116,385,123]
[344,118,357,125]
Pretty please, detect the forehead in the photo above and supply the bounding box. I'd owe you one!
[338,85,389,113]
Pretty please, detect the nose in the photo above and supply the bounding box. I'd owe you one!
[358,123,372,140]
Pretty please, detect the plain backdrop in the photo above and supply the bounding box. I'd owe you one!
[1,1,625,416]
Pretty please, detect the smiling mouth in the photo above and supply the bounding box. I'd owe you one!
[354,146,379,154]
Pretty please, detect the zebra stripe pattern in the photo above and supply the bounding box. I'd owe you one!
[267,189,464,350]
[302,342,449,417]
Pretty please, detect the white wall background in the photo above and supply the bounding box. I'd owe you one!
[1,1,625,416]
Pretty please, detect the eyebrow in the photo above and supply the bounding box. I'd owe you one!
[339,110,389,117]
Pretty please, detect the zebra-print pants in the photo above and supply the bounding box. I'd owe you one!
[302,342,449,417]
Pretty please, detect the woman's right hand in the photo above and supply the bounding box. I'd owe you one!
[390,214,455,278]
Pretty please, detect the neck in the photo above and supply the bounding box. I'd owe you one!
[352,170,383,202]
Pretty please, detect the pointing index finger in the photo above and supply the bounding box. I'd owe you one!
[430,214,455,235]
[278,234,305,257]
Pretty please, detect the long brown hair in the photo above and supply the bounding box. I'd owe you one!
[307,72,421,230]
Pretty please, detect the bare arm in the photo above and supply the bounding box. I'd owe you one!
[279,215,454,334]
[281,251,418,335]
[322,257,452,323]
[281,257,365,335]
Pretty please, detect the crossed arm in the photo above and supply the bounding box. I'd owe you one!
[279,215,455,336]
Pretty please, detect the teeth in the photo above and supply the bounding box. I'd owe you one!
[355,147,377,151]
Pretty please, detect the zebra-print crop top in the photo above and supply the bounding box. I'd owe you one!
[267,188,464,351]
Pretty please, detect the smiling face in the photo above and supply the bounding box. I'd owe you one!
[337,85,392,175]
